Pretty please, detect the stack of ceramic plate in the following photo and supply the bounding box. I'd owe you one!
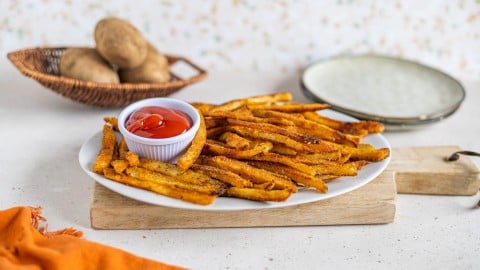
[301,55,465,130]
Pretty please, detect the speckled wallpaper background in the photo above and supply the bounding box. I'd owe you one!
[1,0,479,79]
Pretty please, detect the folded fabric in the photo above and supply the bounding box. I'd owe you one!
[0,206,186,270]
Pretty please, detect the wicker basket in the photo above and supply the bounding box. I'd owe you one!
[7,47,208,107]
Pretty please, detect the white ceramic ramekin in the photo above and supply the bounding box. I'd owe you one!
[118,98,200,162]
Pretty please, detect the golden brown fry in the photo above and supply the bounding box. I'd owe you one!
[228,125,310,152]
[247,103,330,112]
[177,110,206,171]
[247,161,328,193]
[218,132,251,149]
[226,118,320,144]
[125,167,225,195]
[103,117,119,131]
[125,151,140,167]
[303,111,384,134]
[93,124,116,174]
[206,126,226,138]
[208,92,292,113]
[205,117,227,129]
[204,110,294,126]
[327,142,391,162]
[140,158,180,176]
[254,110,359,146]
[313,162,359,176]
[291,152,345,165]
[203,139,273,159]
[246,152,317,177]
[200,155,297,192]
[190,102,215,114]
[111,159,129,174]
[103,168,216,205]
[190,164,253,188]
[243,92,292,104]
[225,187,292,202]
[270,144,297,156]
[118,138,129,159]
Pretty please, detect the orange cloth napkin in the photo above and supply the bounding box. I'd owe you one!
[0,206,186,270]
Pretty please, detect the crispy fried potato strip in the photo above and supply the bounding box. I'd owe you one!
[177,110,206,171]
[93,124,116,174]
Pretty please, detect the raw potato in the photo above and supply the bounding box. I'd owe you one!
[94,17,148,69]
[119,43,171,83]
[60,48,119,83]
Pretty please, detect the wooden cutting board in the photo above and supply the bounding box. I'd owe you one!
[90,146,479,229]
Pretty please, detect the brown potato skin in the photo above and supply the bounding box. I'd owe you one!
[60,48,119,83]
[119,43,171,83]
[94,17,148,69]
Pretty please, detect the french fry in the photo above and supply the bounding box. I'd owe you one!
[226,187,292,202]
[203,139,273,159]
[103,117,119,131]
[191,164,253,188]
[327,142,391,162]
[247,161,328,193]
[200,155,297,192]
[125,151,140,167]
[246,152,317,177]
[190,102,215,114]
[218,132,251,149]
[228,125,310,152]
[246,103,330,112]
[177,110,206,171]
[111,159,129,174]
[253,110,359,146]
[140,158,180,176]
[313,162,359,176]
[125,167,226,195]
[103,168,216,205]
[118,138,129,159]
[204,110,294,126]
[226,118,320,144]
[93,124,116,174]
[303,111,384,134]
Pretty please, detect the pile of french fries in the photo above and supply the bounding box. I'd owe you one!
[93,92,390,205]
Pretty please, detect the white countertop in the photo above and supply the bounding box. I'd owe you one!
[1,57,479,270]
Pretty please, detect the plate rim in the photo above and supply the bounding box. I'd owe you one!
[300,54,466,127]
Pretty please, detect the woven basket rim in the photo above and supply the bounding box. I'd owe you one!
[7,46,208,91]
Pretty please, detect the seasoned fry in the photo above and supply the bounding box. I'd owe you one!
[226,118,320,144]
[191,164,253,188]
[228,125,310,152]
[93,124,116,174]
[177,109,206,171]
[200,155,297,192]
[204,110,294,126]
[103,117,119,131]
[247,103,330,112]
[226,187,292,202]
[218,132,251,149]
[270,144,297,156]
[190,102,215,114]
[203,139,273,159]
[118,138,129,159]
[326,142,391,162]
[254,110,359,146]
[111,159,129,174]
[125,151,140,167]
[247,152,317,177]
[303,111,384,134]
[247,161,328,193]
[103,168,216,205]
[125,167,225,195]
[140,158,180,176]
[313,162,359,176]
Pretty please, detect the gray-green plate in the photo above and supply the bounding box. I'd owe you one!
[301,55,465,130]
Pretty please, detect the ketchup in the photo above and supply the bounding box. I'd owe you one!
[125,106,192,139]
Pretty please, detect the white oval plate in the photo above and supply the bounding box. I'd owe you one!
[79,110,391,211]
[301,55,465,129]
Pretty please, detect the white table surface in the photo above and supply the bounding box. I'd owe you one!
[1,57,479,270]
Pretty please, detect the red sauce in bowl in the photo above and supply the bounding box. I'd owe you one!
[125,106,192,139]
